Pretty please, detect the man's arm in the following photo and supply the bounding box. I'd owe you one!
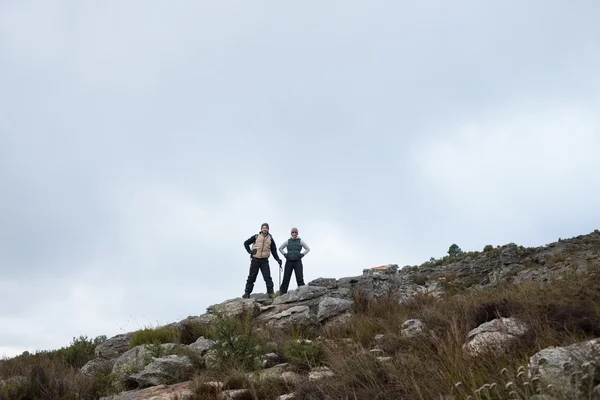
[278,240,288,256]
[300,240,311,257]
[270,238,282,262]
[243,235,257,254]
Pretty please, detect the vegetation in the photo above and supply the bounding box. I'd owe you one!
[2,236,599,399]
[129,325,181,348]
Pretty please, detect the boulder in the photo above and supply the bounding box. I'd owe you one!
[463,317,527,355]
[317,297,354,322]
[95,332,135,360]
[129,355,194,388]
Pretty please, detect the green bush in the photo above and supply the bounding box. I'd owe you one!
[483,244,494,252]
[61,335,105,369]
[130,326,180,348]
[209,310,262,371]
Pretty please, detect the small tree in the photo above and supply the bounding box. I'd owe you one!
[448,244,463,258]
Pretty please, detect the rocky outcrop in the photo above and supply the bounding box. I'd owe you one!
[112,344,181,377]
[82,230,600,399]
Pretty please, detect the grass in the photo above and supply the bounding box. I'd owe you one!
[129,325,181,348]
[2,253,599,399]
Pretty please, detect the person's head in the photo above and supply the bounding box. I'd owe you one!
[260,223,269,235]
[291,227,298,238]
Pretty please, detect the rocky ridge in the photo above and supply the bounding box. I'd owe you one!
[5,230,598,399]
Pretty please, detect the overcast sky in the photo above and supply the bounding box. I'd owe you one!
[1,1,599,359]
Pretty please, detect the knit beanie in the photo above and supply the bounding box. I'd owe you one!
[261,223,269,229]
[291,227,298,234]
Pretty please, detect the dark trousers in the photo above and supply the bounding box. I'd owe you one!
[244,257,274,295]
[280,259,305,294]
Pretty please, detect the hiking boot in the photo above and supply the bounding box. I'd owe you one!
[267,292,275,299]
[242,293,250,299]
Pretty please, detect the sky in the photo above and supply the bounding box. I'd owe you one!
[1,1,599,359]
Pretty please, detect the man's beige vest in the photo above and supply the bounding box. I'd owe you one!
[253,233,272,259]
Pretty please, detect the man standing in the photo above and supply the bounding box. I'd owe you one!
[278,227,311,295]
[242,223,283,298]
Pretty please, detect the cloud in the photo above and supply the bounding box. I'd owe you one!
[410,105,600,247]
[1,1,599,358]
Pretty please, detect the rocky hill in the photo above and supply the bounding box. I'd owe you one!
[1,230,599,400]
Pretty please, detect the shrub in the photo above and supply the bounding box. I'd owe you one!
[283,339,325,370]
[483,244,494,252]
[209,310,262,371]
[410,273,428,286]
[61,335,105,369]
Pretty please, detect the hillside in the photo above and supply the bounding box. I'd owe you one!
[1,230,599,400]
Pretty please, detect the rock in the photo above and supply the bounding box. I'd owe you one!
[463,318,527,355]
[396,281,444,303]
[308,366,334,381]
[249,363,290,381]
[514,268,552,284]
[206,298,260,318]
[336,276,361,290]
[317,297,354,322]
[273,286,328,304]
[266,306,317,329]
[467,317,527,338]
[112,344,181,377]
[260,352,280,369]
[99,381,193,400]
[529,338,600,384]
[95,332,135,360]
[401,319,427,338]
[81,358,115,376]
[308,278,338,289]
[129,355,194,388]
[376,356,393,363]
[327,288,352,299]
[187,337,214,356]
